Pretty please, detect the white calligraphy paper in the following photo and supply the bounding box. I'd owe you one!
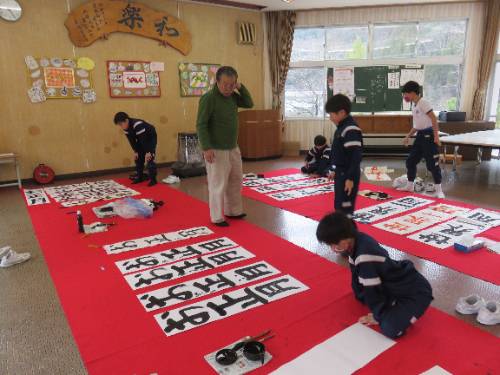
[23,189,50,206]
[124,247,255,290]
[104,226,214,255]
[353,196,433,224]
[155,275,308,336]
[137,261,280,311]
[44,180,139,207]
[268,184,335,201]
[271,323,396,375]
[408,218,487,249]
[115,237,238,274]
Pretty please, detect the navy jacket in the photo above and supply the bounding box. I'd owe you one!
[348,232,433,322]
[305,145,331,175]
[330,115,363,179]
[124,118,157,154]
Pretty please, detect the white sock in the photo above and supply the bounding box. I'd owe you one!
[435,184,443,193]
[407,181,414,191]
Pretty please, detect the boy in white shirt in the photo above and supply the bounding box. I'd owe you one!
[399,81,444,198]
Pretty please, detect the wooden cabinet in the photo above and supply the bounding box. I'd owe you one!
[238,110,283,159]
[353,115,412,134]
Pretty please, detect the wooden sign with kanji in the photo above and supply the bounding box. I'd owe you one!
[64,0,191,55]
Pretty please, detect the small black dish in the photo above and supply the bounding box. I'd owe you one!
[243,341,266,364]
[215,348,238,366]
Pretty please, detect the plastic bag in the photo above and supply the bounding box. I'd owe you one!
[113,197,153,219]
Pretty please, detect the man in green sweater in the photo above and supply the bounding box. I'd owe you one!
[196,66,254,226]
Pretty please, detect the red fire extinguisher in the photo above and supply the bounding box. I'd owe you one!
[33,164,55,184]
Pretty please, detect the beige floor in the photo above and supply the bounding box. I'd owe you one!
[1,156,499,374]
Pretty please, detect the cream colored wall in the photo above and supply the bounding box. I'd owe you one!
[0,0,263,181]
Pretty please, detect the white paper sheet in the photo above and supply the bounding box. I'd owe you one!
[333,67,355,100]
[44,180,139,206]
[353,196,433,224]
[420,365,453,375]
[242,174,307,187]
[124,247,255,290]
[408,218,487,249]
[271,323,396,375]
[24,188,50,206]
[205,336,273,374]
[388,72,400,89]
[115,237,238,274]
[267,184,335,201]
[150,61,165,72]
[137,261,280,311]
[251,178,330,194]
[155,275,308,336]
[103,226,214,254]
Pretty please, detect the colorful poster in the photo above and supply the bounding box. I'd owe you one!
[107,60,161,98]
[179,63,219,97]
[25,55,95,102]
[44,67,76,88]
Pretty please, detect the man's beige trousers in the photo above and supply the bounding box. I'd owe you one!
[205,147,243,223]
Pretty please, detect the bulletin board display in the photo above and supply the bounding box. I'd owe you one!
[106,60,161,98]
[25,56,95,101]
[178,63,219,97]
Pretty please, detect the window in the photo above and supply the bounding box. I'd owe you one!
[284,68,325,118]
[424,65,461,111]
[285,20,467,118]
[326,26,368,60]
[373,23,417,59]
[290,28,325,62]
[417,21,466,57]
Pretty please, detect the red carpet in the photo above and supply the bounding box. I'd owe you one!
[24,180,499,374]
[242,169,500,285]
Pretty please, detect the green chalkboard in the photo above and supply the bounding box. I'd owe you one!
[352,66,387,112]
[327,65,424,113]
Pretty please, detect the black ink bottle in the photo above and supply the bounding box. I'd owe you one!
[77,210,84,233]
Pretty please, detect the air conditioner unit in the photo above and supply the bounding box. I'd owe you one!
[238,22,256,45]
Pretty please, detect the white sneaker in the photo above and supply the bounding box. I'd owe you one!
[162,175,180,184]
[455,294,485,315]
[0,246,12,258]
[477,301,500,325]
[425,182,436,193]
[397,184,414,192]
[0,250,31,268]
[426,191,445,199]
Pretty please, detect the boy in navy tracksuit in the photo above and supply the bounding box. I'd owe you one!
[114,112,158,186]
[325,94,363,217]
[301,135,331,177]
[316,212,433,339]
[400,81,444,198]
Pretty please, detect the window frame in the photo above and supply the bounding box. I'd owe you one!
[285,19,469,120]
[485,33,500,124]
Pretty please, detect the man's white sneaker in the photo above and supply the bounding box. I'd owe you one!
[455,294,485,315]
[426,191,445,199]
[0,250,31,268]
[0,246,12,258]
[396,183,414,192]
[477,301,500,325]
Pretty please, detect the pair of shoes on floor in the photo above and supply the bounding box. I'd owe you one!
[213,213,247,227]
[456,294,500,325]
[163,175,180,184]
[132,176,157,186]
[0,246,31,268]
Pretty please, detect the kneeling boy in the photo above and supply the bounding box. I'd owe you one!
[316,211,433,339]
